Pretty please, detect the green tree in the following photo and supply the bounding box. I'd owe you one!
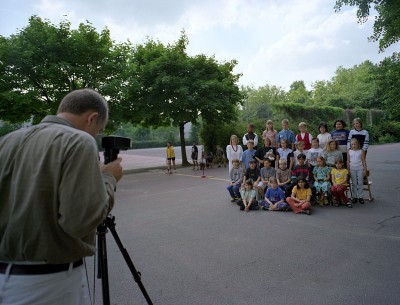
[126,32,242,165]
[240,84,288,126]
[334,0,400,51]
[288,80,310,104]
[328,61,380,109]
[0,16,131,126]
[376,52,400,120]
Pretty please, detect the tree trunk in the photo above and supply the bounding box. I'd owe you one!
[179,123,190,166]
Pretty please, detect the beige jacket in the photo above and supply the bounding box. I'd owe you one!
[0,116,116,263]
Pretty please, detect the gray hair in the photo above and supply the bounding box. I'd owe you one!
[57,88,108,122]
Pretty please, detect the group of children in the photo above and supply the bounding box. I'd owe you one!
[226,118,370,214]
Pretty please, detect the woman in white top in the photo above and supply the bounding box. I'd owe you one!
[226,134,243,174]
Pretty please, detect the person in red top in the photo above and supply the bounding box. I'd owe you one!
[296,122,313,151]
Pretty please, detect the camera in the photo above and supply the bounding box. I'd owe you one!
[102,136,131,164]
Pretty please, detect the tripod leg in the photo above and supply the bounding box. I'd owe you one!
[106,217,154,305]
[97,224,111,305]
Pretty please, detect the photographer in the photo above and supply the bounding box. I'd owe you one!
[0,89,123,304]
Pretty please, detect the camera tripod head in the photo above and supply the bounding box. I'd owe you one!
[101,136,131,164]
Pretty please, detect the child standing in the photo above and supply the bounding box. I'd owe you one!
[166,141,176,174]
[191,141,199,170]
[307,138,323,169]
[241,140,257,170]
[347,118,370,156]
[276,119,296,150]
[323,140,343,168]
[317,122,332,150]
[295,122,313,151]
[277,139,294,171]
[331,159,350,207]
[243,124,259,150]
[227,159,243,202]
[313,156,332,206]
[347,138,367,204]
[293,141,306,167]
[286,177,312,215]
[331,119,350,166]
[237,179,259,211]
[260,178,288,211]
[262,120,278,148]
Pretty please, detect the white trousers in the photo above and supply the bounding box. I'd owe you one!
[350,168,364,198]
[0,264,90,305]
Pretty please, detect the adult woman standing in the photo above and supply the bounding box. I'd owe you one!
[226,135,243,174]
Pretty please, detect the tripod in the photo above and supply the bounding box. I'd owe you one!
[96,215,153,305]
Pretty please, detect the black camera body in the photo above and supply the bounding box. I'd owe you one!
[102,136,131,164]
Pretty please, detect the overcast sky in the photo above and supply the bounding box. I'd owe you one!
[1,0,399,90]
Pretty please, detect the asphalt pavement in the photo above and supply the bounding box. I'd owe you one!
[89,143,400,305]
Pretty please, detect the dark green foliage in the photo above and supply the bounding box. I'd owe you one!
[127,32,242,164]
[0,122,20,137]
[377,121,400,143]
[199,122,242,155]
[0,16,131,128]
[335,0,400,51]
[376,52,400,121]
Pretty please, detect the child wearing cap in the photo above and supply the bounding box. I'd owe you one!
[242,159,261,189]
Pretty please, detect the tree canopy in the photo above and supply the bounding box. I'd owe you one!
[0,16,131,125]
[334,0,400,51]
[126,32,242,164]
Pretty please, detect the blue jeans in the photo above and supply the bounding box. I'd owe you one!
[259,200,288,210]
[227,183,241,198]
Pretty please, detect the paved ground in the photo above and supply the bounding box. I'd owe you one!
[88,143,400,305]
[100,145,205,173]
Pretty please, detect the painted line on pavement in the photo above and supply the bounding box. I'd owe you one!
[174,173,229,182]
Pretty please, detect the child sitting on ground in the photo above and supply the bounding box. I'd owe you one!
[286,177,312,215]
[313,156,332,206]
[276,159,291,194]
[257,158,276,200]
[237,179,259,212]
[227,159,243,202]
[331,159,350,207]
[260,177,288,211]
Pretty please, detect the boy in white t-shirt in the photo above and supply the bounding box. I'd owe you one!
[307,138,323,168]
